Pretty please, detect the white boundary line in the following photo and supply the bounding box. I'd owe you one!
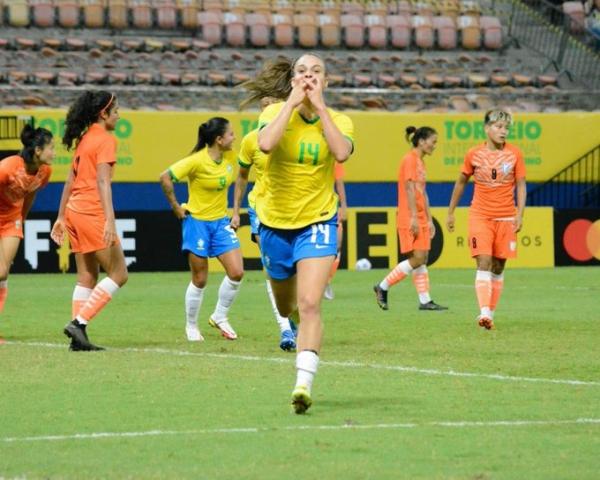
[2,418,600,443]
[6,341,600,387]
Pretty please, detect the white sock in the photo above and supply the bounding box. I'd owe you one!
[212,276,242,322]
[379,259,413,290]
[413,265,432,303]
[0,280,7,289]
[73,285,93,301]
[266,280,292,333]
[185,282,204,325]
[295,350,319,392]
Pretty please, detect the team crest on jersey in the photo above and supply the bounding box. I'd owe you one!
[501,162,512,176]
[15,220,21,229]
[197,239,205,250]
[227,165,232,172]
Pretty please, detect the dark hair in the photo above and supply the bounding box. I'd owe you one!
[192,117,230,153]
[20,124,53,167]
[63,90,116,150]
[239,53,325,109]
[405,126,437,147]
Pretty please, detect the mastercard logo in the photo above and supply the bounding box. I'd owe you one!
[563,218,600,261]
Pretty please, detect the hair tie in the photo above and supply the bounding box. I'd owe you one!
[99,93,115,115]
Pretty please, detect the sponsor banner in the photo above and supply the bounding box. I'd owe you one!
[11,207,553,273]
[1,109,599,182]
[554,209,600,266]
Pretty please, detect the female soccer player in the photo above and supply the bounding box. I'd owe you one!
[373,126,447,312]
[0,125,54,328]
[159,117,243,342]
[51,90,128,351]
[243,54,354,413]
[446,110,526,330]
[231,96,297,352]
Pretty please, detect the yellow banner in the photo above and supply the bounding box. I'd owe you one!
[207,206,554,271]
[1,109,597,182]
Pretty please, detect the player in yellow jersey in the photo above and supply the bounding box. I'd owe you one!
[231,96,297,352]
[242,54,354,414]
[159,117,243,342]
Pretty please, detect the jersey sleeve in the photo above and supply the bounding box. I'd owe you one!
[332,112,355,151]
[169,154,197,182]
[238,132,255,168]
[402,155,418,182]
[40,165,52,188]
[96,135,117,165]
[461,149,475,177]
[513,146,526,180]
[0,160,10,185]
[258,102,283,129]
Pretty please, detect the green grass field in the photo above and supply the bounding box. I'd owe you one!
[1,267,599,479]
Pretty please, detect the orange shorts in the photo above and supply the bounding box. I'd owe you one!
[0,217,23,239]
[65,208,119,254]
[397,224,431,254]
[468,216,517,259]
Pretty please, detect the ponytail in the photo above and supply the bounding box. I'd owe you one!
[63,90,115,150]
[405,126,437,148]
[239,56,293,109]
[192,117,229,153]
[20,124,53,167]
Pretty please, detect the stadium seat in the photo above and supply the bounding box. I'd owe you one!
[203,0,223,13]
[319,14,341,48]
[458,15,481,49]
[131,0,153,28]
[295,13,318,48]
[199,11,223,46]
[480,16,502,50]
[32,0,55,27]
[321,0,341,19]
[246,13,270,47]
[56,0,80,28]
[7,0,30,27]
[272,0,294,16]
[562,2,585,33]
[83,0,105,28]
[396,0,411,16]
[108,0,128,28]
[365,14,386,49]
[177,0,198,29]
[413,15,434,49]
[450,95,471,112]
[272,13,294,48]
[434,15,457,49]
[295,0,319,15]
[460,0,480,16]
[341,14,365,48]
[413,0,435,17]
[365,0,387,15]
[387,15,410,48]
[156,0,177,29]
[439,0,460,19]
[224,12,246,47]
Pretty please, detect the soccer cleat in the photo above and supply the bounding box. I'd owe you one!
[64,321,105,351]
[291,385,312,414]
[477,315,495,330]
[419,300,448,311]
[373,284,389,310]
[289,319,297,335]
[279,329,296,352]
[208,316,238,340]
[185,323,205,342]
[323,284,334,300]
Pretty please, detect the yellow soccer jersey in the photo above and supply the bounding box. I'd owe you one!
[168,147,236,221]
[257,102,354,229]
[238,129,268,210]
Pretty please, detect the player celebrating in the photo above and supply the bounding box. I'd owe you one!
[243,54,354,414]
[446,110,526,330]
[51,91,128,351]
[231,96,297,352]
[159,117,243,342]
[0,124,54,333]
[373,126,447,312]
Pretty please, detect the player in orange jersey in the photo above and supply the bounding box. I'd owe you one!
[446,110,527,330]
[0,125,54,333]
[373,126,447,312]
[51,91,128,351]
[323,161,347,301]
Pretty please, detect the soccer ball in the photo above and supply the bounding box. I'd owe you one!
[355,258,372,271]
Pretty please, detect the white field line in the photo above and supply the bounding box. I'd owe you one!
[6,341,600,387]
[435,283,597,291]
[2,418,600,443]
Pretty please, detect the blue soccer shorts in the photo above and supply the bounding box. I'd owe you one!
[182,215,240,258]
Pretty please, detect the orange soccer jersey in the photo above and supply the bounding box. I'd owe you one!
[0,155,52,234]
[461,142,526,219]
[66,123,117,216]
[397,149,428,226]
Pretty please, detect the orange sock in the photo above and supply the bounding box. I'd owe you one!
[382,260,413,289]
[475,271,492,317]
[490,273,504,313]
[329,252,341,281]
[0,280,7,313]
[76,278,120,324]
[72,285,93,319]
[412,265,431,303]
